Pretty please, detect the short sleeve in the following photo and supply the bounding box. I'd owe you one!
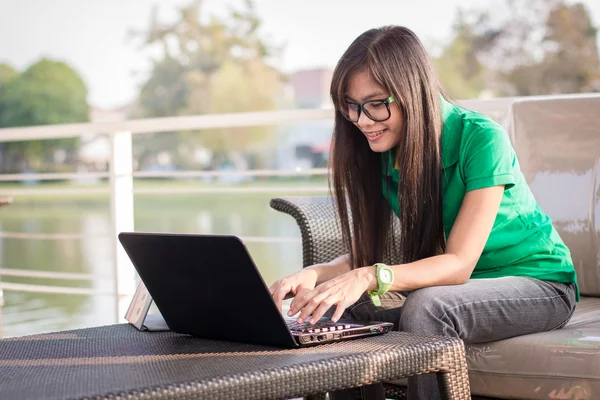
[462,124,516,192]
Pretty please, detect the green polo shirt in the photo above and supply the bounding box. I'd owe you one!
[382,98,579,300]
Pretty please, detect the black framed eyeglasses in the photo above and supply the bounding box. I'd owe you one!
[342,96,395,123]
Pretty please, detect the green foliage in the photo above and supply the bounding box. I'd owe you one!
[132,0,284,168]
[0,58,89,127]
[0,59,90,172]
[0,64,18,86]
[0,64,19,125]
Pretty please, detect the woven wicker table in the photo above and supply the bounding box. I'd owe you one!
[0,324,469,400]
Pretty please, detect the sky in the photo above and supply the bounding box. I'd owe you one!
[1,0,599,109]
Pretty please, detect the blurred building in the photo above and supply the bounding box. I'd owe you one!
[275,68,334,171]
[291,68,334,109]
[75,104,133,179]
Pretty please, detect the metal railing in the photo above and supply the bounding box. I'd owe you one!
[0,96,519,326]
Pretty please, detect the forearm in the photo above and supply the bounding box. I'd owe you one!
[363,254,474,292]
[306,254,352,285]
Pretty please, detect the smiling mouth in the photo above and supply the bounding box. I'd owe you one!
[364,129,386,140]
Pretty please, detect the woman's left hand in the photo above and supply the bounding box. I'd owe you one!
[288,266,375,324]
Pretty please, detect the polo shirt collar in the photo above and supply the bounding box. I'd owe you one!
[383,148,396,176]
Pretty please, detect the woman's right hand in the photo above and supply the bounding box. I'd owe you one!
[269,268,318,314]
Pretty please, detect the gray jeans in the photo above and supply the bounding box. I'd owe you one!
[329,276,577,400]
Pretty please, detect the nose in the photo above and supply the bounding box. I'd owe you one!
[356,110,375,127]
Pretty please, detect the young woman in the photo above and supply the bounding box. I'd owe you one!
[269,25,578,399]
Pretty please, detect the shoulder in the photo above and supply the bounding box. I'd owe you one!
[441,102,512,168]
[454,104,513,155]
[446,103,518,190]
[455,104,506,136]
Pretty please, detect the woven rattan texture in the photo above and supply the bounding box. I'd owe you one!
[270,196,402,268]
[0,324,469,400]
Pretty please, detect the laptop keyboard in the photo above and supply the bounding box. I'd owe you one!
[286,320,358,333]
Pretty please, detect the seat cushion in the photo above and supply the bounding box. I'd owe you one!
[385,297,600,399]
[467,296,600,399]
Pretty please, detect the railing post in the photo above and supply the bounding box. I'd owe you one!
[109,131,136,323]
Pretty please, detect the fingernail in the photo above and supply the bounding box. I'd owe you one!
[309,318,315,324]
[287,310,293,316]
[297,318,303,324]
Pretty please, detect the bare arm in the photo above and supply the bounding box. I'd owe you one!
[291,185,506,324]
[306,254,352,285]
[362,186,505,291]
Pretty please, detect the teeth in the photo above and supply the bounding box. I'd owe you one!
[366,130,384,137]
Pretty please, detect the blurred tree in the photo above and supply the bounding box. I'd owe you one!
[138,56,189,118]
[520,2,599,94]
[0,64,17,86]
[194,57,282,157]
[0,64,19,173]
[435,11,487,99]
[132,0,284,169]
[0,59,89,172]
[0,64,18,126]
[442,0,599,97]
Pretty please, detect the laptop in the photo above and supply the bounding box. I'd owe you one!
[118,232,393,348]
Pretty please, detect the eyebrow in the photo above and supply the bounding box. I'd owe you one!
[344,91,388,103]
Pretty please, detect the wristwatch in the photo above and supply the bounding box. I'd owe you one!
[368,263,394,306]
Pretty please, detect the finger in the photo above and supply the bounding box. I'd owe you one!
[297,289,333,323]
[273,283,291,312]
[331,301,348,323]
[268,281,278,296]
[288,287,315,316]
[296,295,320,324]
[283,292,294,300]
[308,299,335,325]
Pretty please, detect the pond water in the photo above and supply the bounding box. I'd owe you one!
[0,189,322,337]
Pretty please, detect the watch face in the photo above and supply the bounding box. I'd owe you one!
[380,269,393,284]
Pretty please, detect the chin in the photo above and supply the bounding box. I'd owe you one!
[368,141,395,153]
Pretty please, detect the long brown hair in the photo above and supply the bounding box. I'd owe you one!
[329,25,445,268]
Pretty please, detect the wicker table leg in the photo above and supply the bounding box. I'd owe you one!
[437,367,471,399]
[383,370,471,400]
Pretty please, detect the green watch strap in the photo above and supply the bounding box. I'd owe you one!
[368,263,394,307]
[369,292,382,307]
